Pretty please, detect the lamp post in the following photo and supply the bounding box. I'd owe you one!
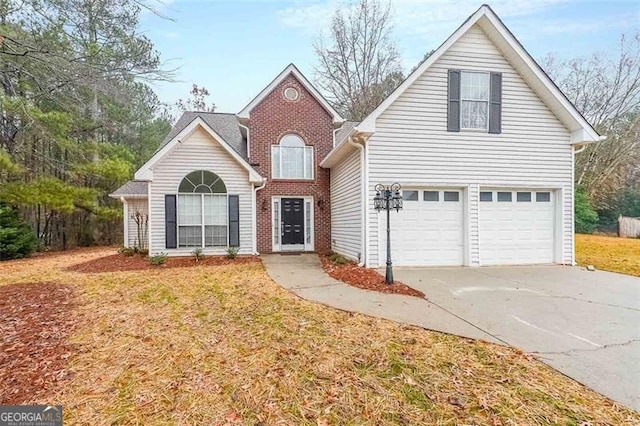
[373,183,403,284]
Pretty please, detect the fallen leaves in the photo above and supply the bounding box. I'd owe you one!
[0,282,77,404]
[0,248,637,425]
[320,255,425,298]
[67,253,260,273]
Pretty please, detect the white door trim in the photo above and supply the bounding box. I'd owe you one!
[271,196,315,252]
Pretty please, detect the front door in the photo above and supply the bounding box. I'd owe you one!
[281,198,304,245]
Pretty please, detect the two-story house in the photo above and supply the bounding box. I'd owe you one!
[110,5,600,268]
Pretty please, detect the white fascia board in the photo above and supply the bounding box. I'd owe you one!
[108,194,148,199]
[237,64,344,124]
[571,129,604,144]
[320,130,359,168]
[134,117,263,184]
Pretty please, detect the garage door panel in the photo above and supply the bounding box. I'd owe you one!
[480,189,555,265]
[382,189,465,266]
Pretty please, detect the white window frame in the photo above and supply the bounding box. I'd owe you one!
[460,70,490,131]
[271,134,314,180]
[271,196,314,252]
[177,193,229,248]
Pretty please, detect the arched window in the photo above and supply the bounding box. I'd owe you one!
[177,171,228,248]
[271,134,313,179]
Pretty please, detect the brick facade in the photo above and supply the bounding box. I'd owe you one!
[247,73,334,253]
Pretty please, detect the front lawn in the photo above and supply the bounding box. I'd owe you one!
[576,233,640,277]
[1,249,638,424]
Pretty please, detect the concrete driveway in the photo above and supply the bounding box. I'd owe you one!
[394,266,640,411]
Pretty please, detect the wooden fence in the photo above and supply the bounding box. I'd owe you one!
[618,215,640,238]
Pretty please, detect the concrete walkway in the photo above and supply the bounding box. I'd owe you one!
[261,254,501,344]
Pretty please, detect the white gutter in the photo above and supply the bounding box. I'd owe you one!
[252,178,267,255]
[347,136,367,267]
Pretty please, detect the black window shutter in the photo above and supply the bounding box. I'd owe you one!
[165,194,177,249]
[228,195,240,247]
[489,72,502,134]
[447,69,461,132]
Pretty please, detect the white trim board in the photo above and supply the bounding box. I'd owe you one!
[271,196,315,253]
[134,117,263,183]
[237,64,344,124]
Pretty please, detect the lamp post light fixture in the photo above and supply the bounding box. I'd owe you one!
[373,183,403,284]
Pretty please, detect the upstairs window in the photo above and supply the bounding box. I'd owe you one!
[461,71,489,130]
[271,134,313,180]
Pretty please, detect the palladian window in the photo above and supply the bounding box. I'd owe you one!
[271,134,313,180]
[177,170,228,247]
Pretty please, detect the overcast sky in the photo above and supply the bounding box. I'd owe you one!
[139,0,639,114]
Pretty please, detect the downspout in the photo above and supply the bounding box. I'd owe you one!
[252,178,267,255]
[347,136,367,267]
[238,122,250,162]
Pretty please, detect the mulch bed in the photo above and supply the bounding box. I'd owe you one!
[320,256,425,298]
[67,253,260,273]
[0,282,77,404]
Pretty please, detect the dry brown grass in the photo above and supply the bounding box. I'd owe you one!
[576,234,640,277]
[1,248,638,425]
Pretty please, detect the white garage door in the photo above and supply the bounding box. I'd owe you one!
[479,189,555,265]
[382,189,464,266]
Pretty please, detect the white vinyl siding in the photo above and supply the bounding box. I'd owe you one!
[148,127,253,256]
[330,148,361,261]
[125,198,148,249]
[366,24,573,267]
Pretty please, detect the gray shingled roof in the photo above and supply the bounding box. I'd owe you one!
[335,121,359,145]
[155,111,247,159]
[109,180,148,198]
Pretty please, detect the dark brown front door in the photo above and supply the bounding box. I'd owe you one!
[282,198,304,245]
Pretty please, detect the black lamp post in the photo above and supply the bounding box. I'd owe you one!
[373,183,403,284]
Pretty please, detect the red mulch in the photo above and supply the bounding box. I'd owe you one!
[0,282,77,404]
[67,253,260,273]
[320,256,425,299]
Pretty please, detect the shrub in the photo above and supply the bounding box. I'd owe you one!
[118,246,136,257]
[192,247,205,262]
[0,203,38,261]
[137,248,149,257]
[329,251,349,265]
[226,246,239,259]
[149,252,168,266]
[575,188,599,234]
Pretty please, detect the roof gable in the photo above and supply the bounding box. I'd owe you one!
[134,117,262,183]
[156,112,247,159]
[356,4,600,144]
[238,64,344,123]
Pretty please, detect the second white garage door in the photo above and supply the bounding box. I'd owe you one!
[383,189,464,266]
[479,189,555,265]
